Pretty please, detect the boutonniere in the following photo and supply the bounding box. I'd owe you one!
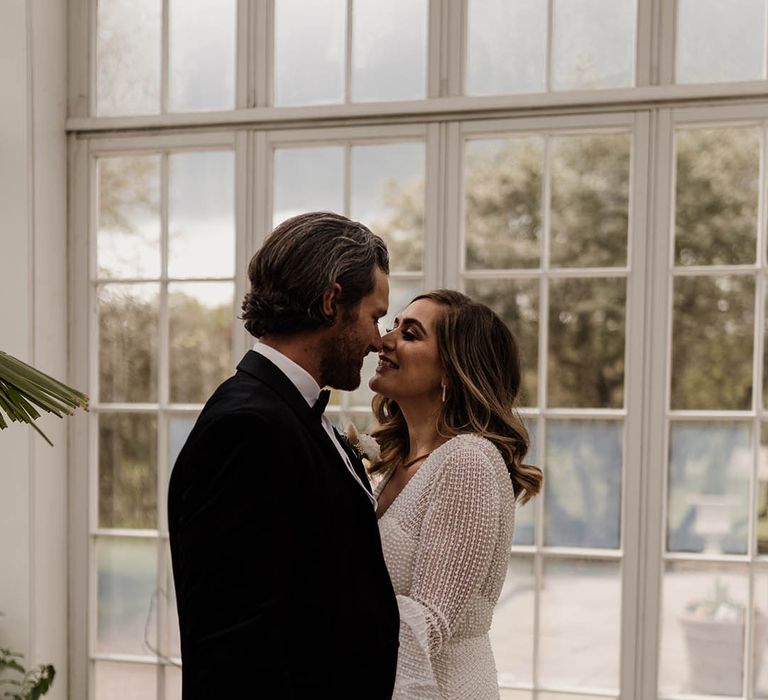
[340,423,381,465]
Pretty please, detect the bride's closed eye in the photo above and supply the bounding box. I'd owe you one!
[385,326,417,341]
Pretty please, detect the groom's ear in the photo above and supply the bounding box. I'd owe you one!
[321,283,343,320]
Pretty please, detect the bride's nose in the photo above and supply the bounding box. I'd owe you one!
[381,331,396,350]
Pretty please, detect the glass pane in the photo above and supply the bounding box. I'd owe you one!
[99,284,159,403]
[351,0,427,102]
[490,556,534,687]
[169,282,234,404]
[539,559,620,689]
[675,128,759,266]
[677,0,765,84]
[550,134,630,268]
[98,156,161,279]
[99,413,157,529]
[466,0,547,96]
[273,146,344,225]
[347,278,424,407]
[552,0,635,91]
[168,151,235,278]
[762,298,768,410]
[169,414,198,469]
[165,665,182,700]
[548,278,626,409]
[512,420,537,546]
[169,0,236,112]
[545,420,622,549]
[274,0,346,106]
[350,142,425,272]
[539,696,612,700]
[96,537,158,654]
[659,562,749,696]
[94,661,157,700]
[751,569,768,696]
[671,275,755,411]
[759,425,768,555]
[166,545,181,659]
[668,422,751,555]
[465,137,543,270]
[464,278,539,406]
[97,0,160,116]
[500,691,532,700]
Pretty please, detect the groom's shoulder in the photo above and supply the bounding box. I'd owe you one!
[201,371,289,423]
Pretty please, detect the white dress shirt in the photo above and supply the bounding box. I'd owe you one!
[252,342,376,508]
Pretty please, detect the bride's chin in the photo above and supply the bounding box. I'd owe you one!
[369,376,391,396]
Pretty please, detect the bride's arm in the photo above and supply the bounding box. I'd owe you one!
[394,441,503,696]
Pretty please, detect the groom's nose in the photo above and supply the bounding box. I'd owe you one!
[368,332,383,353]
[379,330,396,352]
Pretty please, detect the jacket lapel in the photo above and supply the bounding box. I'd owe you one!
[236,351,372,497]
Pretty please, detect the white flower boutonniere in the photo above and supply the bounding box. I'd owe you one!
[341,422,381,465]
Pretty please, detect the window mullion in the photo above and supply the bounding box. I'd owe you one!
[423,122,442,290]
[640,107,675,700]
[764,0,768,80]
[236,0,252,109]
[234,130,251,359]
[441,121,462,289]
[345,0,353,103]
[746,124,768,698]
[657,0,676,85]
[160,154,170,407]
[161,0,169,114]
[256,0,273,108]
[426,0,444,97]
[444,0,465,97]
[620,110,652,700]
[635,0,653,86]
[545,0,554,93]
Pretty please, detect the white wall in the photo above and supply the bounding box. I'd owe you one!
[0,1,69,698]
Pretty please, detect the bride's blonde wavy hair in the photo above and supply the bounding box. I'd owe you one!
[370,290,542,504]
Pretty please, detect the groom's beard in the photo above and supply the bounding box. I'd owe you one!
[319,319,366,391]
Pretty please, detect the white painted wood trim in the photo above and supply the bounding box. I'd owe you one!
[66,82,768,134]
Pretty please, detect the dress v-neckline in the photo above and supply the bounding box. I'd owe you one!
[375,445,444,520]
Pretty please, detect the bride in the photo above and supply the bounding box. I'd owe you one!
[369,290,543,699]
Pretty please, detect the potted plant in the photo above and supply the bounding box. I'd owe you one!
[0,351,88,445]
[679,579,767,695]
[0,648,54,700]
[0,353,87,697]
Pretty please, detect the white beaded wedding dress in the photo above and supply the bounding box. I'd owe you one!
[376,434,516,700]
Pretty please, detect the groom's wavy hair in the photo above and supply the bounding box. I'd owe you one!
[371,290,543,503]
[241,212,389,337]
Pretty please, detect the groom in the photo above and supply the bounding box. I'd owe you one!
[168,212,399,699]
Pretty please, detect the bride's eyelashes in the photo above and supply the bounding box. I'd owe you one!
[384,326,417,341]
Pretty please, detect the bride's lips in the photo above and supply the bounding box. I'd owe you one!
[375,355,399,373]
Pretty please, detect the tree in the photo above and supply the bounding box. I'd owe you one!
[375,127,761,552]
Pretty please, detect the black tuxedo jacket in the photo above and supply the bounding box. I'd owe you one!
[168,350,399,699]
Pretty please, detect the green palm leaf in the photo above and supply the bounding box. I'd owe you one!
[0,352,89,446]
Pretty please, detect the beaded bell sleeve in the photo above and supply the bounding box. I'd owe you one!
[390,439,507,699]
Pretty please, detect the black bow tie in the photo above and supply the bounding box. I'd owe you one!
[313,389,331,417]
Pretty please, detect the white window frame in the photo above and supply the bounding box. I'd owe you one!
[650,102,768,700]
[69,130,247,700]
[66,1,768,698]
[454,110,650,696]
